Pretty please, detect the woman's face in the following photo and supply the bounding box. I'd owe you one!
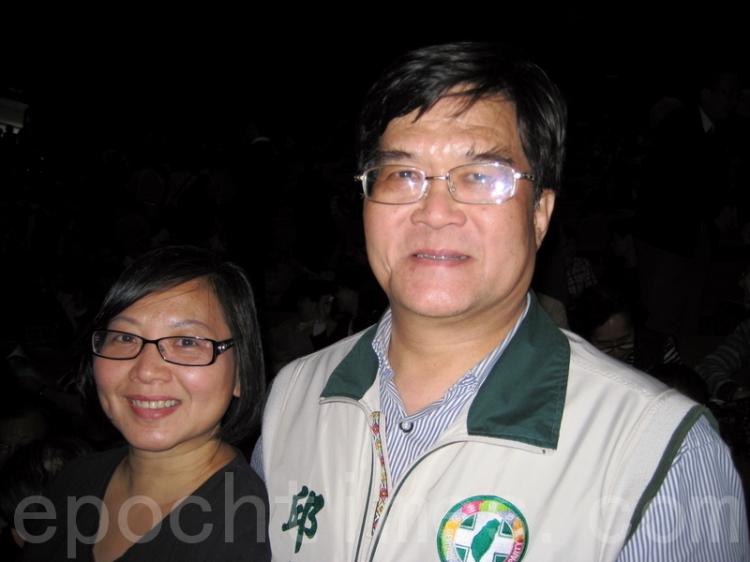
[94,279,239,455]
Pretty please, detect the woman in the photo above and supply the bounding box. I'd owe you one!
[22,246,270,561]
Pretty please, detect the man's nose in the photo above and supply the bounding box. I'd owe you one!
[411,177,467,228]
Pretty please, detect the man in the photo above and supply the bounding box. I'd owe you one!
[256,43,748,561]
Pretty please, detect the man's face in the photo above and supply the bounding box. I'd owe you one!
[590,312,635,361]
[363,95,555,323]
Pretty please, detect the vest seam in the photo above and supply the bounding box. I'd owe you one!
[625,404,707,541]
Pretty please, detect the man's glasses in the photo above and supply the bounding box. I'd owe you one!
[92,330,234,367]
[355,162,535,205]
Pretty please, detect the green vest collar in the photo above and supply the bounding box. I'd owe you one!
[320,296,570,449]
[320,325,379,400]
[466,295,570,449]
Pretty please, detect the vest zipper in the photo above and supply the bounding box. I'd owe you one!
[366,440,457,561]
[366,436,548,561]
[353,449,374,561]
[320,396,377,561]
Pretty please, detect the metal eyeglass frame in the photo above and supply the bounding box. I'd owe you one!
[355,161,536,205]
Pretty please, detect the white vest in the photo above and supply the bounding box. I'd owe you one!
[262,300,701,561]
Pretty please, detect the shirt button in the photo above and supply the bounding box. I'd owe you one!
[398,421,414,433]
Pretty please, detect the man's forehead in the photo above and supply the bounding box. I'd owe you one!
[377,95,523,164]
[372,145,516,165]
[397,92,513,125]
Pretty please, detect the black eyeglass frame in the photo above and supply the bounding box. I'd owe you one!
[91,329,235,366]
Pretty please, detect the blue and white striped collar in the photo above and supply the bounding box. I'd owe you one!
[321,292,570,449]
[371,294,532,393]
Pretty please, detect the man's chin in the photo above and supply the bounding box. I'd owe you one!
[392,295,474,320]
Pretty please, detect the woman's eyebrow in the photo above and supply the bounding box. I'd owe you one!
[169,319,213,331]
[108,317,213,331]
[109,315,140,327]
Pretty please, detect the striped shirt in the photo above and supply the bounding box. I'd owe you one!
[371,300,748,560]
[616,415,748,560]
[695,317,750,399]
[373,297,530,485]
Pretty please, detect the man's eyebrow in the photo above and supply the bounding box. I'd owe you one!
[371,149,413,164]
[466,147,515,165]
[370,147,518,165]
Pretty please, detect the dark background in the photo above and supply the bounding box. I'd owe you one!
[3,10,746,159]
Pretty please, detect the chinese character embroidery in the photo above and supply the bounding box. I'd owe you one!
[282,485,325,553]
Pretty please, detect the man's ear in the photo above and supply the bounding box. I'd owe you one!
[533,189,556,248]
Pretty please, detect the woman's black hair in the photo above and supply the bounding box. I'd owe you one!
[81,245,265,444]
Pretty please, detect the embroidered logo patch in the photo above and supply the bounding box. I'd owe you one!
[437,496,528,562]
